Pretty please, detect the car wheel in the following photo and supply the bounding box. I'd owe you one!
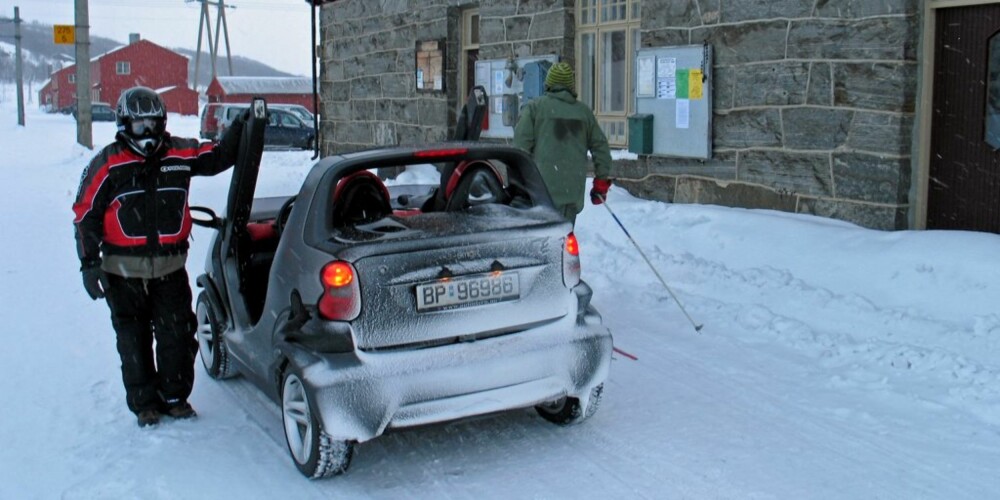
[196,292,236,379]
[535,383,604,425]
[281,371,354,479]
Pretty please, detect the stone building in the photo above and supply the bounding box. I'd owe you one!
[309,0,1000,234]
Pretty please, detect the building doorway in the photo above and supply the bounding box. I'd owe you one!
[927,3,1000,233]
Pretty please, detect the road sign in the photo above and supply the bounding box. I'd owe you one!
[54,25,75,45]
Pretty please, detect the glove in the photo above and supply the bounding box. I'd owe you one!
[81,259,110,300]
[590,178,612,205]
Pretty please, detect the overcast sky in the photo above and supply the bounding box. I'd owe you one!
[1,0,315,76]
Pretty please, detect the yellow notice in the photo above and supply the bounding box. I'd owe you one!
[689,69,703,100]
[54,25,75,45]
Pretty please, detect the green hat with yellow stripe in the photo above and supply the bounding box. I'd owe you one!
[544,62,575,93]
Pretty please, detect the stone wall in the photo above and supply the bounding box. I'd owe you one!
[318,1,459,153]
[317,0,574,154]
[619,0,920,230]
[317,0,919,230]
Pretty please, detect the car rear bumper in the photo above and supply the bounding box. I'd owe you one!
[287,310,612,442]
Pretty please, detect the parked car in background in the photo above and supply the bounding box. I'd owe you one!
[270,103,315,126]
[263,108,315,149]
[69,102,116,122]
[201,102,315,149]
[190,100,612,479]
[200,102,245,141]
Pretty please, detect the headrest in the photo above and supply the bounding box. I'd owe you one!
[332,171,392,226]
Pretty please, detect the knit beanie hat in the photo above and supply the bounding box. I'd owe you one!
[545,62,575,93]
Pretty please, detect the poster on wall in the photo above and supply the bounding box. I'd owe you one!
[637,55,655,97]
[656,56,677,99]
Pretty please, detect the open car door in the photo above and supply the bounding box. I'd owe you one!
[219,98,268,324]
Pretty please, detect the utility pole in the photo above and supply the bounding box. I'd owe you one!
[74,0,92,149]
[13,7,25,126]
[189,0,235,91]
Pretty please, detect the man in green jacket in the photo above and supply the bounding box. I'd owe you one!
[514,61,613,224]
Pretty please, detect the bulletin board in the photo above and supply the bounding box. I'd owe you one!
[474,54,558,139]
[634,44,713,158]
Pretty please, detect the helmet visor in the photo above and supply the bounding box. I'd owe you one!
[130,117,163,137]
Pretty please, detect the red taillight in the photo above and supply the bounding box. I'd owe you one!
[565,233,580,256]
[318,261,361,321]
[322,261,354,287]
[414,148,468,158]
[563,232,581,288]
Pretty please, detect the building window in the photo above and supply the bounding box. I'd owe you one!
[116,61,131,75]
[68,73,75,84]
[460,9,480,100]
[577,0,641,147]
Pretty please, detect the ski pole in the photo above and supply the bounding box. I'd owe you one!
[597,195,704,333]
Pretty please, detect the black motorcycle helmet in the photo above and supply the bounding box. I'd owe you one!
[115,86,167,157]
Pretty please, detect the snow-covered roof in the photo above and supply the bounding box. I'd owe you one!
[215,76,312,95]
[155,85,178,94]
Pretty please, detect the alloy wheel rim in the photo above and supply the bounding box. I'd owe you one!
[282,375,313,464]
[195,302,215,369]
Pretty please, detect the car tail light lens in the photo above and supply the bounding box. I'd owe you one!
[563,233,581,288]
[318,261,361,321]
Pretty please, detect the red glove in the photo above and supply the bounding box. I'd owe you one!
[590,178,612,205]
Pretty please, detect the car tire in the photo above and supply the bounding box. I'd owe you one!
[195,292,236,379]
[281,371,354,479]
[535,383,604,426]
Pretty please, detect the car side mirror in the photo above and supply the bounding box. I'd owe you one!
[190,206,222,229]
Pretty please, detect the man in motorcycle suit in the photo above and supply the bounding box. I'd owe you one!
[72,86,247,427]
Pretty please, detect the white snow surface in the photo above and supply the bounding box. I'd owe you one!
[1,89,998,499]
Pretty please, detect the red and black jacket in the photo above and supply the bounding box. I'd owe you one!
[73,130,241,263]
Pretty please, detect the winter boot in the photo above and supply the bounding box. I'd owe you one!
[137,409,161,428]
[162,400,197,420]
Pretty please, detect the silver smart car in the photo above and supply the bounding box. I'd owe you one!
[192,100,612,479]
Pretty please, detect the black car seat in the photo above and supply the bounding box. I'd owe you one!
[442,160,507,212]
[332,171,393,227]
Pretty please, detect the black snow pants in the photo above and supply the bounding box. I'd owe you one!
[104,269,198,414]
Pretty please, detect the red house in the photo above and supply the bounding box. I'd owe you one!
[38,34,198,116]
[206,76,315,112]
[38,65,78,112]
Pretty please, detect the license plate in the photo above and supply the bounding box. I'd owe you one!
[415,272,520,312]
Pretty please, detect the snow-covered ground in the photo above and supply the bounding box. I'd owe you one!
[1,90,998,499]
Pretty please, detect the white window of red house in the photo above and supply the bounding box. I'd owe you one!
[68,73,75,83]
[116,61,131,75]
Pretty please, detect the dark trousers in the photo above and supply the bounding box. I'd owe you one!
[104,269,197,414]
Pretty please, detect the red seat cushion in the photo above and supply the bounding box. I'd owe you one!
[246,221,277,241]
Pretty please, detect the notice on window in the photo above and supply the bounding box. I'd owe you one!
[494,70,505,95]
[676,99,690,129]
[415,40,444,92]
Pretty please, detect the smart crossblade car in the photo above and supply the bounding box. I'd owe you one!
[191,100,612,479]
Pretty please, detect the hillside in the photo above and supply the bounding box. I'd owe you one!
[0,18,295,90]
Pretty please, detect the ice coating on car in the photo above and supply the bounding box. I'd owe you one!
[193,143,612,473]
